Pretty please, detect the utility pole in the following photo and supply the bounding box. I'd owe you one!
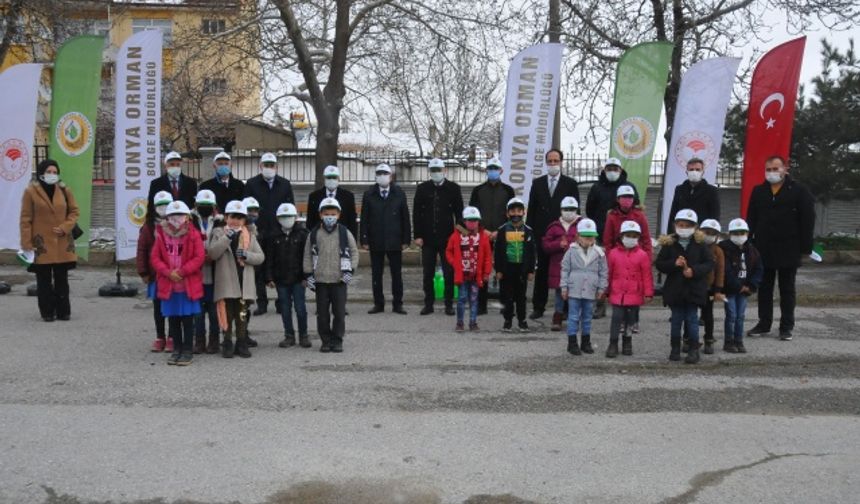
[549,0,561,151]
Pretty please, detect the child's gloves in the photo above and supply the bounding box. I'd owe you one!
[342,271,353,285]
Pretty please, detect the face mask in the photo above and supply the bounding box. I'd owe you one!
[155,205,168,217]
[262,167,276,179]
[197,206,214,218]
[40,174,59,185]
[278,216,296,229]
[247,214,258,224]
[676,227,695,239]
[322,215,338,228]
[429,171,444,184]
[561,210,577,222]
[687,170,703,183]
[215,165,231,178]
[622,237,639,249]
[324,178,338,191]
[167,167,181,178]
[168,215,187,227]
[731,235,748,246]
[704,235,717,245]
[376,174,391,187]
[618,197,634,211]
[465,221,480,231]
[765,171,783,184]
[510,215,523,223]
[547,166,561,177]
[605,170,620,182]
[487,169,501,182]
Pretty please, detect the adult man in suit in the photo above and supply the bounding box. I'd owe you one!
[147,151,198,209]
[307,165,357,237]
[199,150,245,212]
[667,157,720,234]
[243,152,295,315]
[525,148,580,320]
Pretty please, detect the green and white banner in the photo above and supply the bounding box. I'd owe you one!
[48,35,104,260]
[608,41,673,198]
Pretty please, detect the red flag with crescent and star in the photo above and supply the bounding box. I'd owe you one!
[740,36,806,217]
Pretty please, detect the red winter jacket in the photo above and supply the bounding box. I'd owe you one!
[150,223,205,301]
[603,207,653,258]
[607,245,654,306]
[445,227,493,287]
[541,218,580,289]
[136,221,157,280]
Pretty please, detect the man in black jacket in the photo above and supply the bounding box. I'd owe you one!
[414,158,464,315]
[147,151,198,209]
[745,156,815,341]
[585,157,639,245]
[199,151,245,213]
[525,149,580,320]
[360,163,411,314]
[667,157,720,233]
[469,157,515,314]
[306,165,357,237]
[244,152,295,315]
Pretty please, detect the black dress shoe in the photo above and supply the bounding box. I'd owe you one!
[393,306,407,315]
[420,306,434,315]
[320,344,332,353]
[246,336,258,347]
[367,306,384,314]
[56,314,70,321]
[331,343,343,353]
[252,307,267,316]
[528,310,543,320]
[42,316,56,322]
[444,306,455,316]
[746,324,770,337]
[779,330,793,341]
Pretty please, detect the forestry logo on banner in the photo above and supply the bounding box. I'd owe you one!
[673,130,717,168]
[0,139,29,181]
[55,111,93,157]
[127,197,148,228]
[613,116,655,159]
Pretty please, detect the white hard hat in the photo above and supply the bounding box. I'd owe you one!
[260,152,277,164]
[195,189,216,206]
[620,220,642,234]
[561,196,579,209]
[616,185,635,197]
[276,203,298,217]
[462,206,482,220]
[428,158,445,169]
[674,208,699,223]
[506,197,525,209]
[213,151,231,161]
[323,165,340,177]
[728,218,750,232]
[577,218,599,237]
[319,197,341,212]
[487,157,503,169]
[154,191,174,206]
[224,200,247,216]
[165,200,191,216]
[376,163,392,174]
[242,197,260,210]
[164,151,182,163]
[604,157,622,168]
[700,219,721,232]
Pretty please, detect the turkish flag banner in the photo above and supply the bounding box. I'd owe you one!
[740,37,806,217]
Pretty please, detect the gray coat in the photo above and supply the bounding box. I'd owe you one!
[303,224,359,283]
[208,226,265,302]
[559,242,608,299]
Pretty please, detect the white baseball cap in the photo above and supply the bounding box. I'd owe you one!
[561,196,579,209]
[506,197,525,209]
[616,185,635,197]
[242,197,260,210]
[376,163,392,174]
[319,197,341,212]
[604,157,622,168]
[276,203,298,217]
[674,208,699,223]
[154,191,174,206]
[165,201,191,216]
[487,158,503,169]
[620,220,641,234]
[323,165,340,177]
[577,218,599,237]
[195,189,216,206]
[164,151,182,163]
[462,206,482,220]
[428,158,445,169]
[700,219,721,232]
[260,152,277,164]
[224,200,247,216]
[728,218,750,232]
[213,151,231,161]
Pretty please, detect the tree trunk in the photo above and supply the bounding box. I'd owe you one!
[0,0,25,68]
[314,108,339,185]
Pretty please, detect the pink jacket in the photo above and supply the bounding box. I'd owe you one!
[603,207,652,258]
[607,245,654,306]
[541,218,580,289]
[150,223,205,301]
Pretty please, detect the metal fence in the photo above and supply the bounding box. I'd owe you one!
[32,146,743,187]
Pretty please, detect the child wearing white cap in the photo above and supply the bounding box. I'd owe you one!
[559,218,607,355]
[542,196,582,331]
[718,218,763,353]
[137,191,175,353]
[605,220,654,357]
[445,206,492,331]
[693,219,726,354]
[494,198,536,332]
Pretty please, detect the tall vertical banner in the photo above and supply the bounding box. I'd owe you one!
[740,37,806,217]
[115,30,163,261]
[48,35,104,260]
[608,41,673,198]
[499,43,564,204]
[0,64,43,250]
[660,57,740,233]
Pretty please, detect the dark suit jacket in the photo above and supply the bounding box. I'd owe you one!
[667,179,720,234]
[306,186,358,238]
[360,184,411,251]
[526,174,580,238]
[243,174,294,239]
[199,176,245,213]
[147,174,198,209]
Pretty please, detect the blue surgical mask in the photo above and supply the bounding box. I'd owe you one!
[215,165,231,177]
[322,215,338,227]
[487,169,501,181]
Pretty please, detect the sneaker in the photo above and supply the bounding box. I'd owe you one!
[631,323,640,334]
[528,310,543,320]
[164,337,175,353]
[455,322,465,332]
[279,334,296,348]
[746,324,770,337]
[735,343,747,353]
[167,352,181,365]
[151,338,166,353]
[469,322,479,332]
[175,353,193,366]
[502,320,513,332]
[517,321,529,332]
[246,336,258,348]
[298,334,312,348]
[779,330,793,341]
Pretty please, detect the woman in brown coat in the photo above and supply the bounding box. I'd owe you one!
[19,159,80,321]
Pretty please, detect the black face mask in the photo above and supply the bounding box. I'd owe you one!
[510,215,523,223]
[198,207,214,218]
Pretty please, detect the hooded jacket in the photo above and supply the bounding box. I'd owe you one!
[541,217,581,289]
[559,241,608,300]
[719,239,764,295]
[606,244,654,306]
[208,226,265,301]
[150,222,206,301]
[445,226,493,287]
[655,231,714,307]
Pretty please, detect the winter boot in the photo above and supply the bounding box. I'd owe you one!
[551,312,563,331]
[669,338,681,361]
[682,338,690,354]
[299,333,312,348]
[193,333,206,354]
[221,337,234,359]
[580,334,594,354]
[279,333,296,348]
[621,336,633,356]
[684,343,700,364]
[605,339,619,358]
[593,299,607,319]
[567,335,581,355]
[235,337,252,358]
[206,334,220,354]
[703,340,714,354]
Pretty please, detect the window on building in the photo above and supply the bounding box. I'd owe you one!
[132,18,172,46]
[203,78,228,96]
[201,19,226,35]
